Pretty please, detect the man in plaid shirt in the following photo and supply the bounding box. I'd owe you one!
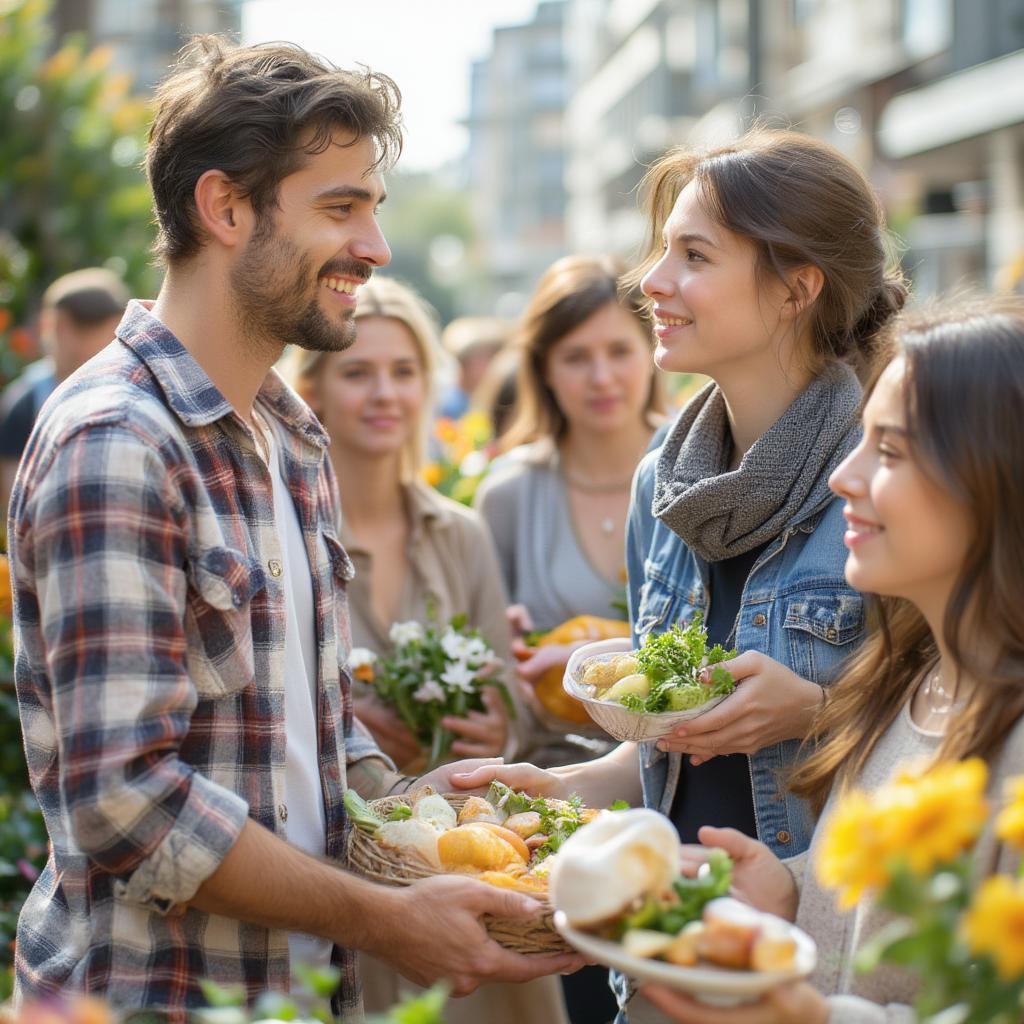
[7,37,580,1021]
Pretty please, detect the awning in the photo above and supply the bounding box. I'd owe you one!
[878,49,1024,158]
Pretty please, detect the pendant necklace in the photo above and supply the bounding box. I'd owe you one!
[921,663,963,718]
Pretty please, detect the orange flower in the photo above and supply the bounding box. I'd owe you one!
[9,327,37,358]
[421,462,443,488]
[0,555,12,619]
[0,308,11,332]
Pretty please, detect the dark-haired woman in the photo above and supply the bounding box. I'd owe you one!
[640,299,1024,1023]
[453,128,907,1020]
[475,254,665,768]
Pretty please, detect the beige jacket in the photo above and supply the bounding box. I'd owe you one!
[343,482,566,1024]
[341,479,528,759]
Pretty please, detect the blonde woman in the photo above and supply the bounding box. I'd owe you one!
[290,277,566,1024]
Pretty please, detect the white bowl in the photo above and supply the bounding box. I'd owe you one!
[553,910,816,1007]
[563,638,729,743]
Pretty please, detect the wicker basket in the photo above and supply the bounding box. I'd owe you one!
[345,793,571,955]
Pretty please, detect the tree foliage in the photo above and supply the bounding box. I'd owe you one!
[0,0,157,383]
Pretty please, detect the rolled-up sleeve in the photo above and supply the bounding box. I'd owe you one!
[19,420,249,910]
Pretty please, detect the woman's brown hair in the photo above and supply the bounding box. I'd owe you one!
[285,277,441,481]
[501,254,664,450]
[148,36,402,264]
[790,297,1024,813]
[629,128,907,374]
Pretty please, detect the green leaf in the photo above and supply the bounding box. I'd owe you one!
[198,978,246,1008]
[608,800,630,810]
[343,789,385,833]
[387,805,412,821]
[294,963,342,998]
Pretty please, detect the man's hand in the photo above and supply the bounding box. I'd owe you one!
[678,826,798,922]
[368,875,584,995]
[656,653,823,765]
[640,980,827,1023]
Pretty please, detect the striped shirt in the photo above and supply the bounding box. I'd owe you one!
[8,300,384,1021]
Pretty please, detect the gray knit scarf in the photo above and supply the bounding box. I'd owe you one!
[652,362,862,562]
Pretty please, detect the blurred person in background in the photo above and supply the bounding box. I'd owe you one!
[474,253,664,1024]
[0,268,128,512]
[473,343,521,446]
[290,275,566,1024]
[436,315,509,420]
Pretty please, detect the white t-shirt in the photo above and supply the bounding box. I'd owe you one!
[261,416,333,970]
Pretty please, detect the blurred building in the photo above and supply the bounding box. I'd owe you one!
[465,0,569,314]
[551,0,1024,295]
[52,0,243,91]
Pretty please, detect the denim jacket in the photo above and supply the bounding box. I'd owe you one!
[626,448,866,859]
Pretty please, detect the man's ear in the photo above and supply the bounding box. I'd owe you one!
[783,264,825,321]
[193,169,252,249]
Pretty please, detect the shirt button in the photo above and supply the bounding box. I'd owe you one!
[268,559,283,578]
[753,613,767,627]
[777,830,791,844]
[278,802,288,822]
[826,627,838,641]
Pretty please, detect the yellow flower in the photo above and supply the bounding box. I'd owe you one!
[421,462,443,488]
[882,759,989,876]
[460,409,493,445]
[434,418,459,446]
[963,874,1024,980]
[996,776,1024,851]
[816,789,892,909]
[816,759,989,909]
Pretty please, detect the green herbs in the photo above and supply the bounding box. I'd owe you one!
[343,789,385,834]
[613,849,734,939]
[486,782,628,862]
[621,614,737,714]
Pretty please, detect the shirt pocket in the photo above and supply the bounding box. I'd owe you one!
[184,545,266,698]
[322,531,355,661]
[634,561,701,641]
[783,591,865,683]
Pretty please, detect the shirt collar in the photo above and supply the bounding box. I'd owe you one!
[340,480,446,556]
[116,300,328,449]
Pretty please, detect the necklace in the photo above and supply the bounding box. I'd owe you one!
[920,664,961,717]
[561,470,635,495]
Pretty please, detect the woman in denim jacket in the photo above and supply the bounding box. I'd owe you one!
[453,128,905,1017]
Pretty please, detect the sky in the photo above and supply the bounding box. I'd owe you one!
[242,0,541,173]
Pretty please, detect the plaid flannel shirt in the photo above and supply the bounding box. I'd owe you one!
[8,301,387,1021]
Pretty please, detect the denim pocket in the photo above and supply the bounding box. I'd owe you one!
[783,592,864,682]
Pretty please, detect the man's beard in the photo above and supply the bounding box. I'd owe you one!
[230,217,369,354]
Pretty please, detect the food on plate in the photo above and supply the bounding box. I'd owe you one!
[550,808,679,927]
[552,810,799,975]
[520,615,632,723]
[578,615,737,715]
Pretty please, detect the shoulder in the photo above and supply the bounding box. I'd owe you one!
[22,348,185,482]
[476,442,555,506]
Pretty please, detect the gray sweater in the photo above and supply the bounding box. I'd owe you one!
[789,701,1024,1023]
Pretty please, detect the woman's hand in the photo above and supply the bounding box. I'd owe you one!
[657,653,824,765]
[446,759,574,802]
[639,981,827,1024]
[679,826,798,921]
[506,603,535,637]
[354,693,422,770]
[443,686,509,759]
[510,638,579,683]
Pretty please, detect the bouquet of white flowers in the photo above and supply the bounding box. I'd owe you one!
[348,614,513,769]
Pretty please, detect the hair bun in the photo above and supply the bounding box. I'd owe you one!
[849,272,909,359]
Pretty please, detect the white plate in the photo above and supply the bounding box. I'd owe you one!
[554,911,817,1007]
[563,638,730,743]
